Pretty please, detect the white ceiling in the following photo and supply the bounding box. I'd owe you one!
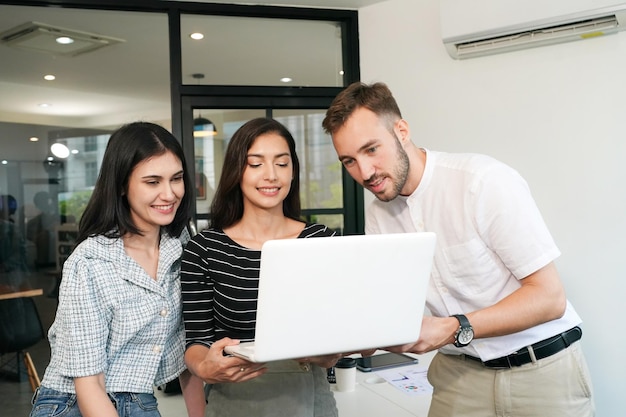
[0,1,385,129]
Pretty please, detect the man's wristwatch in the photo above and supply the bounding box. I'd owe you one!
[451,314,474,347]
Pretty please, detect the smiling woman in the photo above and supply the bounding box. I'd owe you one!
[0,3,361,411]
[29,121,197,417]
[181,118,340,417]
[125,151,185,240]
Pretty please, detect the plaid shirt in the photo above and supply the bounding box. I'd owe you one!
[41,231,188,393]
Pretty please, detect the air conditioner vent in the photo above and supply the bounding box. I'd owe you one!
[0,21,125,57]
[456,15,619,58]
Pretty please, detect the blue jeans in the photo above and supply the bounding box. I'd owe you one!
[30,386,162,417]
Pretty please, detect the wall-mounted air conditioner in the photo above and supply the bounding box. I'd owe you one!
[441,0,626,59]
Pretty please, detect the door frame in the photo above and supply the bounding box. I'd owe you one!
[181,94,363,235]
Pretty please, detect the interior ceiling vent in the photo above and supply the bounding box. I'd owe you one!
[0,21,125,57]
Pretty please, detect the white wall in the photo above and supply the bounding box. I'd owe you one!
[358,0,626,414]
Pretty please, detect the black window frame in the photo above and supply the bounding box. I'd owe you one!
[1,0,364,234]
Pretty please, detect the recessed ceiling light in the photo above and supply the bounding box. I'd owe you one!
[44,74,55,81]
[38,103,51,108]
[1,160,7,165]
[56,36,74,44]
[51,143,70,159]
[29,137,39,142]
[280,77,293,83]
[71,149,79,155]
[190,32,204,40]
[339,70,345,75]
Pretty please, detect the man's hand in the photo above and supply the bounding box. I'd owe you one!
[385,316,457,354]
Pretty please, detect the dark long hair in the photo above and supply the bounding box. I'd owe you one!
[76,122,193,245]
[209,118,301,230]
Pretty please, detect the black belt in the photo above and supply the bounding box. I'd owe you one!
[464,326,582,369]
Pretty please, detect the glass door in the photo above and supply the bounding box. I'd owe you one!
[181,99,357,235]
[190,108,265,231]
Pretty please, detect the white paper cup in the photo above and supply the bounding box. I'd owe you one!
[335,357,357,392]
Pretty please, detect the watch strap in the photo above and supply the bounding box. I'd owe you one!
[452,314,470,328]
[452,314,473,347]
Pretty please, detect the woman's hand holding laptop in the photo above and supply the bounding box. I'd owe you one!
[185,338,268,384]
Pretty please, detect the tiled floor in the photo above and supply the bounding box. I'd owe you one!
[0,271,187,417]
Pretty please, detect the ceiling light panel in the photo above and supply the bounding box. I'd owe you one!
[0,21,125,57]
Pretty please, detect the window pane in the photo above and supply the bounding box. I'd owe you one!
[311,214,344,236]
[0,5,170,280]
[193,109,266,230]
[273,111,342,208]
[181,14,344,87]
[192,109,343,234]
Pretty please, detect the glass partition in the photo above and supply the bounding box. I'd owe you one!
[192,109,343,234]
[273,110,343,233]
[0,5,170,287]
[193,109,265,230]
[181,14,345,87]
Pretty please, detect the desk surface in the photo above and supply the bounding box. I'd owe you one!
[333,351,435,417]
[0,288,44,300]
[154,350,436,417]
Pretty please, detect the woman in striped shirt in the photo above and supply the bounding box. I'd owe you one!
[181,118,340,417]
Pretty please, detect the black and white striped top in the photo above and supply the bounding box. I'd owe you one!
[181,223,335,348]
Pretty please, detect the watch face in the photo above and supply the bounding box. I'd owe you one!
[458,328,474,345]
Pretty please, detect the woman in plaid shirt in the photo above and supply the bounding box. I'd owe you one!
[30,122,203,417]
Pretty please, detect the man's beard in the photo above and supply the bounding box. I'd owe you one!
[368,137,409,202]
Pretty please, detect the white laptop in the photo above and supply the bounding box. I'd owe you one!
[224,232,436,363]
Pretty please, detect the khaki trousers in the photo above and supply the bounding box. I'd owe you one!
[427,342,595,417]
